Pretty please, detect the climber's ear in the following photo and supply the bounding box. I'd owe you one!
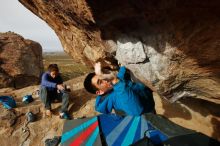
[96,90,105,95]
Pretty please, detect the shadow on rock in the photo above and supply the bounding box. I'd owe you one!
[179,97,220,117]
[161,97,192,120]
[211,117,220,142]
[68,88,96,114]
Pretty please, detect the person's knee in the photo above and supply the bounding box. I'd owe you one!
[40,86,47,93]
[39,86,49,100]
[62,93,69,101]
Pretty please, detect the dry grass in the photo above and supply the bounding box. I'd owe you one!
[43,52,91,81]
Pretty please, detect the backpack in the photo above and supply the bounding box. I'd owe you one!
[0,96,16,109]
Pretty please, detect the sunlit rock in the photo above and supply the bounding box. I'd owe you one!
[0,32,43,88]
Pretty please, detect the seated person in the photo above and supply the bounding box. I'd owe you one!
[40,64,70,119]
[84,62,155,116]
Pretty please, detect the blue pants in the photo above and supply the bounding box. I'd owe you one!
[40,86,69,113]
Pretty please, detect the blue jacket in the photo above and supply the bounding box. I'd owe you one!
[95,67,155,116]
[40,72,63,91]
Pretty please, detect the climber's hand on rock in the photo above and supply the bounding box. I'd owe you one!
[94,62,102,75]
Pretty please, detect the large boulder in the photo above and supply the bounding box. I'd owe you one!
[18,0,220,103]
[0,32,43,89]
[19,0,220,140]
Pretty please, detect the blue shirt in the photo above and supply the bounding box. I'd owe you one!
[95,67,155,116]
[40,72,63,91]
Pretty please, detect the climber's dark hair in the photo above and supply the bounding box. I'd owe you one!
[84,72,98,94]
[48,64,59,72]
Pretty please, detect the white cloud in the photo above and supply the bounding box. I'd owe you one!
[0,0,63,52]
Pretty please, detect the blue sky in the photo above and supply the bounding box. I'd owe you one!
[0,0,63,52]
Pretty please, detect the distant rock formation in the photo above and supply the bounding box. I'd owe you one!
[0,32,43,88]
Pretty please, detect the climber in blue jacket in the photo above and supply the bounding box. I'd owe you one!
[40,64,70,119]
[84,62,155,116]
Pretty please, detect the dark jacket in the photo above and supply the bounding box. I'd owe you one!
[40,72,63,91]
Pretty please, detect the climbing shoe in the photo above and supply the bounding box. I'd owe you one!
[59,112,71,120]
[45,136,61,146]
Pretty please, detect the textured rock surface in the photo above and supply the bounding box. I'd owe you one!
[0,32,43,88]
[19,0,220,103]
[0,110,17,128]
[18,0,220,141]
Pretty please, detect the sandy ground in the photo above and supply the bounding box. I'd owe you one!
[0,75,219,146]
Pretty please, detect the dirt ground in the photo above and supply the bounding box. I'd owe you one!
[0,75,219,146]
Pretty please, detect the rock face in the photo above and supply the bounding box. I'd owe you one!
[19,0,220,103]
[19,0,220,141]
[0,32,43,89]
